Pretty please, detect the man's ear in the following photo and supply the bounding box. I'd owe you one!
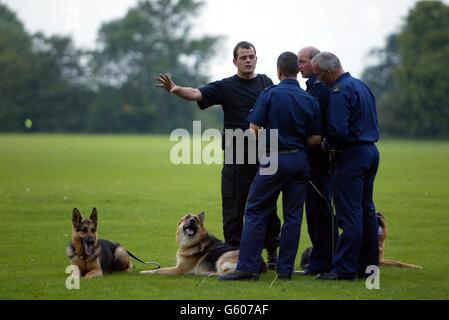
[233,58,237,67]
[277,68,283,80]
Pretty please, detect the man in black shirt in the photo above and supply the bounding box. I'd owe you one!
[156,41,280,268]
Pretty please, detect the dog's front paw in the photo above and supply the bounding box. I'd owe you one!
[84,270,103,278]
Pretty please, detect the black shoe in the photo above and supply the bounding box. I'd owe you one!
[266,248,278,270]
[357,272,370,279]
[277,274,292,280]
[267,257,277,270]
[219,270,259,281]
[316,271,356,281]
[294,269,319,276]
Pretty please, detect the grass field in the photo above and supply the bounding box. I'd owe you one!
[0,134,448,300]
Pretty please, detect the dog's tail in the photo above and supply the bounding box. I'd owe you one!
[126,250,161,270]
[380,259,423,269]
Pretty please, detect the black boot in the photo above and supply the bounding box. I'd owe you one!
[219,270,259,281]
[267,248,278,270]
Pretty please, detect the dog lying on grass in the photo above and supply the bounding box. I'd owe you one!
[67,208,133,278]
[377,212,422,269]
[140,212,240,276]
[300,212,423,270]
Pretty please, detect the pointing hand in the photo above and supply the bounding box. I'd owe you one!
[155,73,177,93]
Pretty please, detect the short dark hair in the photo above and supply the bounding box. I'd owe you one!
[233,41,256,59]
[277,52,299,77]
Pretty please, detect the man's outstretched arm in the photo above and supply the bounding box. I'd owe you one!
[155,73,203,101]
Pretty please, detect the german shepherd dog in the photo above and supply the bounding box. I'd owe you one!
[377,212,422,269]
[300,212,422,270]
[67,208,133,278]
[140,212,239,276]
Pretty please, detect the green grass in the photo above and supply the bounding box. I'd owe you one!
[0,134,448,300]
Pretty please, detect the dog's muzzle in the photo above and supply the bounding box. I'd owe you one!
[83,237,96,256]
[183,218,198,237]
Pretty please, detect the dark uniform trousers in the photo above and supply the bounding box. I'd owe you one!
[305,149,338,272]
[221,162,281,249]
[331,143,379,277]
[236,152,309,275]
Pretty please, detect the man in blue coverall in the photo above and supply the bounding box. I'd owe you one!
[220,52,322,281]
[311,52,380,280]
[297,46,337,275]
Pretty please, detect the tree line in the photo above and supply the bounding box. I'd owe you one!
[1,0,448,138]
[0,0,222,133]
[362,0,449,139]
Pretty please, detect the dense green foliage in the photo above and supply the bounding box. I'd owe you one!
[1,0,448,137]
[0,0,222,133]
[362,1,449,138]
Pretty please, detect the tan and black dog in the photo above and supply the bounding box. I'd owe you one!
[140,212,240,276]
[300,212,423,270]
[67,208,133,278]
[377,212,422,269]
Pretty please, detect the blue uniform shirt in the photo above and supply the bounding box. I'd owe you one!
[247,79,321,152]
[306,75,330,136]
[326,73,379,150]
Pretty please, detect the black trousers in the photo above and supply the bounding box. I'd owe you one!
[221,163,281,249]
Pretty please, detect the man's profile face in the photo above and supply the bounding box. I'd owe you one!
[298,49,313,79]
[312,63,332,86]
[233,47,257,76]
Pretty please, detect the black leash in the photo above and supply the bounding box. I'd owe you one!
[108,240,161,270]
[308,157,337,258]
[328,152,337,258]
[309,180,325,199]
[126,250,161,270]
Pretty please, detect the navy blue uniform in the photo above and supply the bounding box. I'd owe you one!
[236,79,321,276]
[304,75,337,273]
[198,74,281,250]
[326,72,380,278]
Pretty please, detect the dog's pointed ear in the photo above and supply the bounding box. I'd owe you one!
[198,211,205,225]
[90,208,98,224]
[72,208,82,227]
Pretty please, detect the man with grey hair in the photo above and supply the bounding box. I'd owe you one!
[297,47,337,276]
[311,52,380,280]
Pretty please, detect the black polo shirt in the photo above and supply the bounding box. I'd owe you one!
[197,74,273,131]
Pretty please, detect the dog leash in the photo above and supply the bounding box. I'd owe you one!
[107,240,161,269]
[308,179,336,258]
[126,250,161,270]
[309,180,324,199]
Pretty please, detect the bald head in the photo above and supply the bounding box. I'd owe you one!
[298,46,321,79]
